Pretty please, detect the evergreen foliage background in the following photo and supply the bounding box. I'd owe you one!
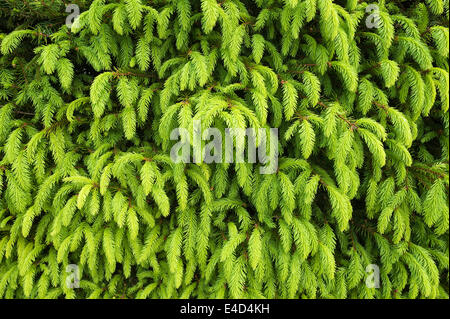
[0,0,448,299]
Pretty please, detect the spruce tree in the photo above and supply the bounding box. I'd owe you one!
[0,0,448,299]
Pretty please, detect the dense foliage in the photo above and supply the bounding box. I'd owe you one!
[0,0,449,299]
